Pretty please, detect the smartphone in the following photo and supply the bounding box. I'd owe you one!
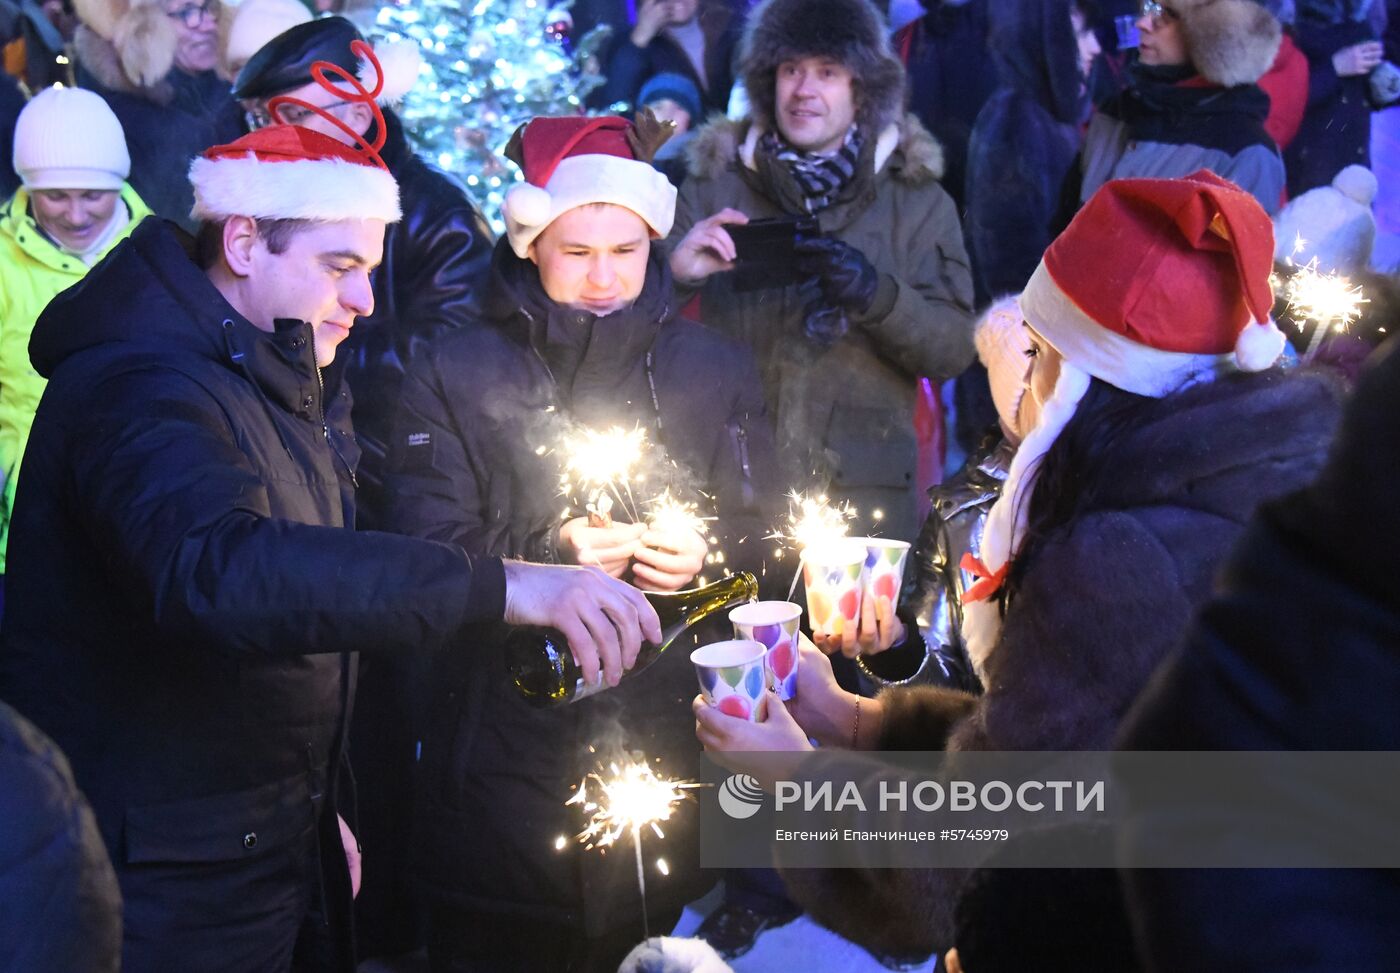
[726,216,820,292]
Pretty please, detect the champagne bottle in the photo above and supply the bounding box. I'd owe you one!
[506,572,759,706]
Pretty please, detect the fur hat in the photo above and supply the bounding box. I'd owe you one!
[1175,0,1282,86]
[618,937,733,973]
[739,0,906,133]
[74,0,179,88]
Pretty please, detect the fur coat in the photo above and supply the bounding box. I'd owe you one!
[779,368,1343,958]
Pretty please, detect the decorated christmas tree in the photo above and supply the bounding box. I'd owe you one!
[374,0,611,233]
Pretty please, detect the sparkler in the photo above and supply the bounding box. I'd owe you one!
[645,490,714,539]
[559,425,648,523]
[566,756,701,937]
[767,491,858,599]
[1277,238,1369,365]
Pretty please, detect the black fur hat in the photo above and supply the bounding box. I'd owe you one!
[739,0,907,134]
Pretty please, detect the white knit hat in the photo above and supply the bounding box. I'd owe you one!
[1273,165,1378,275]
[223,0,313,75]
[973,296,1033,442]
[13,87,130,192]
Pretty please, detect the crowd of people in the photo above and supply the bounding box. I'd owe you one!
[0,0,1396,971]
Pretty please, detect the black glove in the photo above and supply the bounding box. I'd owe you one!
[795,236,880,315]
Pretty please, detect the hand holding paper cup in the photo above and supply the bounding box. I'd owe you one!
[692,639,769,722]
[801,540,866,644]
[854,537,911,614]
[730,601,802,700]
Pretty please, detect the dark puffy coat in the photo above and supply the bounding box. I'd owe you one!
[343,110,495,530]
[73,27,243,230]
[0,701,121,973]
[966,0,1087,301]
[592,0,743,115]
[1118,343,1400,970]
[386,241,781,935]
[780,369,1343,959]
[1285,15,1377,195]
[900,0,1000,214]
[0,218,505,971]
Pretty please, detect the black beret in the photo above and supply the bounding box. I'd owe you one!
[232,16,363,101]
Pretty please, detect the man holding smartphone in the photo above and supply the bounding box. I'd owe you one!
[668,0,976,549]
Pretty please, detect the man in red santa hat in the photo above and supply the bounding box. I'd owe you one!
[0,68,658,973]
[383,112,781,971]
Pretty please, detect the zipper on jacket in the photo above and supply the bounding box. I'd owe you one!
[313,352,359,490]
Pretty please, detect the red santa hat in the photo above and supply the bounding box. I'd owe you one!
[501,114,677,257]
[190,43,401,224]
[962,172,1286,660]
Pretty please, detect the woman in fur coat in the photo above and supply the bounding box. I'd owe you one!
[694,171,1343,959]
[71,0,242,228]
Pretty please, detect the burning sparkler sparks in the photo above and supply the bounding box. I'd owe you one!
[559,425,648,522]
[768,491,856,559]
[1276,257,1370,364]
[645,490,714,539]
[566,756,702,937]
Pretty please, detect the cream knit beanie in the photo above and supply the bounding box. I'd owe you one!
[13,87,131,192]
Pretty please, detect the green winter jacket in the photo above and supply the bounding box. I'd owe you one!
[0,184,150,570]
[671,114,975,544]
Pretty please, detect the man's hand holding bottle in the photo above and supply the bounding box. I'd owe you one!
[502,561,661,688]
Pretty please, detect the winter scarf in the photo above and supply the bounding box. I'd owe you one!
[1107,61,1276,156]
[758,126,864,214]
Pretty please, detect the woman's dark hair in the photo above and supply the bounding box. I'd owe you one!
[1001,377,1153,605]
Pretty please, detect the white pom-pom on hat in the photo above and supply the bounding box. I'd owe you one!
[503,182,554,229]
[359,40,422,105]
[1235,318,1287,371]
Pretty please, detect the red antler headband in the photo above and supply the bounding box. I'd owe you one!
[266,40,391,171]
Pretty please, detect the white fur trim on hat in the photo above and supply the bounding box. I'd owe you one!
[618,936,733,973]
[962,360,1092,665]
[502,153,677,257]
[1020,261,1245,398]
[189,152,402,223]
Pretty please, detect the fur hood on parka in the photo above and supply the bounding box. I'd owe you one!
[685,112,946,185]
[1176,0,1283,86]
[739,0,907,134]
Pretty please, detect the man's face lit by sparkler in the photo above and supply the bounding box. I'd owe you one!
[528,204,652,316]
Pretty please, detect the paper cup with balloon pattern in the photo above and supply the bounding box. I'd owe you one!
[691,639,769,722]
[730,601,802,700]
[801,540,866,642]
[854,537,911,618]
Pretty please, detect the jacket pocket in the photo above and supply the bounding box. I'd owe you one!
[824,405,916,489]
[725,419,756,509]
[124,774,315,865]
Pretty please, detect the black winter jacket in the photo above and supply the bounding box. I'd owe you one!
[346,111,494,528]
[0,218,505,966]
[385,241,780,932]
